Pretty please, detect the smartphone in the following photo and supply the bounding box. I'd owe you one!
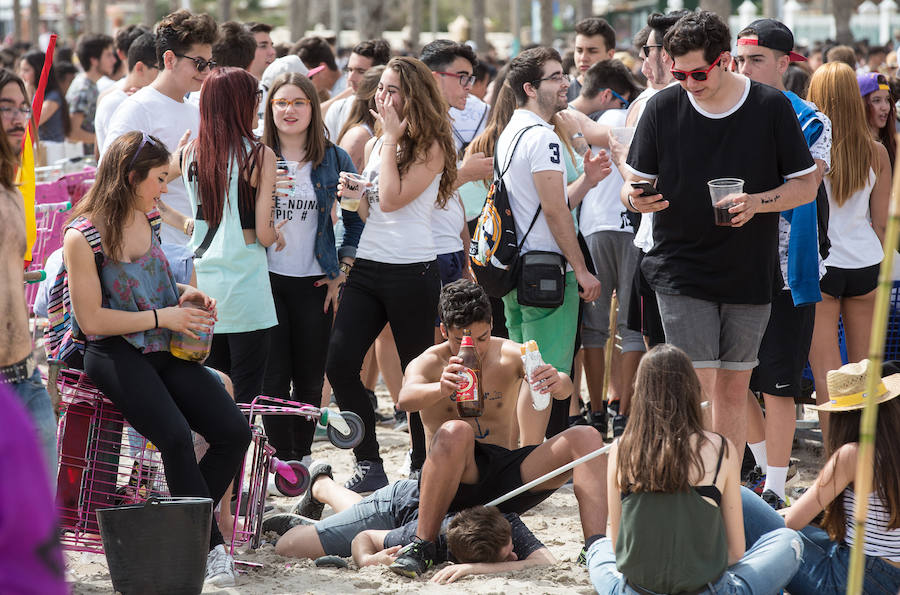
[630,182,660,197]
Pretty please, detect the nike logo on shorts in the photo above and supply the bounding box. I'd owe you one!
[775,383,791,389]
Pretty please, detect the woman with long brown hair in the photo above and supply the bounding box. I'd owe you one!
[336,66,384,171]
[741,359,900,593]
[182,66,282,407]
[324,56,457,493]
[588,344,802,594]
[807,63,890,439]
[64,131,250,586]
[257,72,362,467]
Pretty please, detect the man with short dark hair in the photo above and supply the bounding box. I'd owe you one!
[323,39,391,140]
[67,33,115,150]
[293,36,341,95]
[245,21,276,79]
[567,17,617,101]
[94,32,159,150]
[621,10,819,453]
[212,21,256,70]
[99,24,150,93]
[0,70,30,155]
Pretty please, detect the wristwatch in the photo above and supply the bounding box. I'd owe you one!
[340,262,352,275]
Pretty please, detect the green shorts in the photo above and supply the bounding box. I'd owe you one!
[502,270,579,377]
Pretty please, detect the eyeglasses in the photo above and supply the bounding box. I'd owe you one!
[173,52,217,72]
[128,132,158,171]
[601,88,630,109]
[434,71,477,88]
[0,105,32,120]
[670,53,724,81]
[271,98,311,110]
[534,72,571,84]
[641,44,663,58]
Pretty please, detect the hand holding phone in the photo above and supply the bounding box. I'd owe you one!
[627,181,668,213]
[630,182,660,196]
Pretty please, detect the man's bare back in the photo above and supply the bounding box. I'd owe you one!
[0,186,32,366]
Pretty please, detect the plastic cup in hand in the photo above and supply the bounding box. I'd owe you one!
[610,126,636,148]
[276,160,300,199]
[340,172,367,212]
[169,301,214,363]
[708,178,744,226]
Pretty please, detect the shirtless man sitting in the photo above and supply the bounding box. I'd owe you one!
[0,130,57,478]
[390,279,608,577]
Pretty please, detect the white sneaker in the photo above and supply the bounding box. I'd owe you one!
[205,544,236,587]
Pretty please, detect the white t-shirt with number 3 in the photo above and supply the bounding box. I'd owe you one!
[495,109,567,257]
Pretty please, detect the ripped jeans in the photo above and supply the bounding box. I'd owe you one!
[588,526,803,595]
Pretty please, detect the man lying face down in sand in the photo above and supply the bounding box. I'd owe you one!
[388,280,609,577]
[267,465,553,583]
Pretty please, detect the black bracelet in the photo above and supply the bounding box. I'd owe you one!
[153,309,158,329]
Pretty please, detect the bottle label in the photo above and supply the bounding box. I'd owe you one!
[456,368,479,402]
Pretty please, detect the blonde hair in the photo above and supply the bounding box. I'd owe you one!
[807,62,877,206]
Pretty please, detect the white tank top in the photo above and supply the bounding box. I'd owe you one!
[824,169,883,269]
[843,488,900,562]
[356,137,440,264]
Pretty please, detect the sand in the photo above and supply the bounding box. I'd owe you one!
[66,388,823,594]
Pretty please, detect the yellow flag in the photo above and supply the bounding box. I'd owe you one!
[17,126,36,263]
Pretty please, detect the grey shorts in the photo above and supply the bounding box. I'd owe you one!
[656,293,771,371]
[315,480,418,557]
[581,231,645,352]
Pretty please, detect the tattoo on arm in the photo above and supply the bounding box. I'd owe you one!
[760,193,781,205]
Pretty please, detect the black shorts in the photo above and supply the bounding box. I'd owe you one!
[819,264,879,298]
[626,253,665,347]
[749,290,815,399]
[449,442,555,515]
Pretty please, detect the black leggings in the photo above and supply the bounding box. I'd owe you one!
[326,259,440,465]
[206,328,271,405]
[263,273,332,460]
[84,337,251,549]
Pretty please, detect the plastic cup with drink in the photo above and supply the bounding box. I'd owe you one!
[708,178,744,226]
[609,126,636,147]
[339,172,368,212]
[169,300,214,363]
[275,160,300,199]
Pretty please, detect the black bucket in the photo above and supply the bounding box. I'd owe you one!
[96,496,212,595]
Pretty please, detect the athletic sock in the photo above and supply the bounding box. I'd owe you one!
[764,466,788,500]
[747,441,768,474]
[584,533,606,551]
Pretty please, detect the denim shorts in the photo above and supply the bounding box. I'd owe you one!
[656,293,771,371]
[9,369,58,485]
[315,480,419,557]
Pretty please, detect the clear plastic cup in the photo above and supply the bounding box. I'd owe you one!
[276,160,300,199]
[169,301,214,363]
[708,178,744,227]
[340,172,367,212]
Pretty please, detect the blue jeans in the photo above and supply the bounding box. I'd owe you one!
[587,527,802,595]
[9,369,57,487]
[742,486,900,594]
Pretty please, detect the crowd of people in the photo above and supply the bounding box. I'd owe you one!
[1,7,899,594]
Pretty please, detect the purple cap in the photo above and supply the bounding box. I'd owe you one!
[858,72,890,97]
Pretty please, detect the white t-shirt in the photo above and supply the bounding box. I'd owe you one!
[267,162,324,278]
[495,109,566,257]
[103,85,200,246]
[630,85,671,253]
[824,168,883,269]
[94,86,128,153]
[96,75,116,94]
[431,95,491,254]
[324,96,352,142]
[356,138,439,264]
[579,108,631,236]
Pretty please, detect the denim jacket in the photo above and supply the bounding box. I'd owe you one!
[306,143,365,279]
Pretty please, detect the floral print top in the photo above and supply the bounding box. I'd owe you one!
[77,215,180,353]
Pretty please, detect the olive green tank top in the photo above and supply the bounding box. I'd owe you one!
[615,435,728,594]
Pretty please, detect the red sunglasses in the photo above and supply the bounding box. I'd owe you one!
[671,53,725,81]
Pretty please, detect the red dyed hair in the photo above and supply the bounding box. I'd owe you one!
[193,66,262,227]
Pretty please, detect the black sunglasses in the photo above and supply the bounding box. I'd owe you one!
[174,52,217,72]
[641,44,663,59]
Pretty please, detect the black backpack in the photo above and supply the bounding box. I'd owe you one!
[469,124,542,298]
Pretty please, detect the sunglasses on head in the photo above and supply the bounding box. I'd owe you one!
[670,53,725,81]
[128,132,159,171]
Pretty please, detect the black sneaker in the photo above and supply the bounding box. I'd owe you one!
[742,465,766,496]
[761,489,787,511]
[292,461,333,520]
[567,414,588,427]
[393,408,409,432]
[344,460,389,494]
[576,546,587,567]
[261,513,310,537]
[389,537,436,577]
[588,410,608,436]
[612,414,628,437]
[607,399,620,418]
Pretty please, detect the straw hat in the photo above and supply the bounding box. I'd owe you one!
[810,359,900,412]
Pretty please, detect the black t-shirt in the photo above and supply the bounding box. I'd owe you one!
[383,512,545,563]
[626,78,816,304]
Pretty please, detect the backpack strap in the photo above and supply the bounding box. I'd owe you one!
[491,124,545,252]
[147,208,163,243]
[67,217,104,264]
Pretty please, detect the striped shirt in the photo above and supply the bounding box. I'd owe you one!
[844,488,900,562]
